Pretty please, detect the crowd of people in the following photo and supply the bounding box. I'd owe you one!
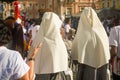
[0,7,120,80]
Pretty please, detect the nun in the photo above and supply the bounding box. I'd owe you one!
[71,7,110,80]
[28,12,68,80]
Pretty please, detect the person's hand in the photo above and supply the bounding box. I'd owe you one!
[29,43,42,58]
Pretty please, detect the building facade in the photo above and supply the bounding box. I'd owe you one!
[0,0,63,19]
[63,0,100,17]
[99,0,120,10]
[2,0,120,19]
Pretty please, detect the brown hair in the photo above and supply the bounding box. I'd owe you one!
[0,20,12,46]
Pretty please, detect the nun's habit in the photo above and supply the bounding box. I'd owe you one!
[71,7,110,80]
[29,12,68,80]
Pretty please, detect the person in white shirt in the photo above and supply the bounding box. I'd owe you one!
[0,20,42,80]
[31,22,40,41]
[64,18,71,39]
[109,18,120,80]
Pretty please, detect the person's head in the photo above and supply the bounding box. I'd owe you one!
[41,12,62,34]
[4,16,15,29]
[65,18,71,24]
[111,18,120,27]
[0,20,12,46]
[34,20,40,26]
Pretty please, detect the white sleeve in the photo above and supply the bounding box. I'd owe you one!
[109,28,118,47]
[65,25,70,33]
[13,52,30,79]
[36,25,40,31]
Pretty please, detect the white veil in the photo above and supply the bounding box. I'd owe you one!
[71,7,110,68]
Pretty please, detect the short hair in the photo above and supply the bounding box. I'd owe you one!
[0,20,12,46]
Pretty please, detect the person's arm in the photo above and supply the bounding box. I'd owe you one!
[27,60,34,80]
[19,43,42,80]
[19,73,29,80]
[27,43,42,80]
[110,45,117,61]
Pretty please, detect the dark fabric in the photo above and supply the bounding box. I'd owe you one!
[76,63,108,80]
[35,72,66,80]
[112,72,120,80]
[35,74,50,80]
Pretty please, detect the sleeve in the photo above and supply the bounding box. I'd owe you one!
[13,52,30,79]
[65,25,69,33]
[109,28,118,47]
[36,25,40,31]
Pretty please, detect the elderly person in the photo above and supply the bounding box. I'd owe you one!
[0,20,42,80]
[29,12,68,80]
[71,7,110,80]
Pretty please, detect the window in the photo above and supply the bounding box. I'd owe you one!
[102,1,104,8]
[112,0,116,8]
[107,0,109,7]
[67,7,72,15]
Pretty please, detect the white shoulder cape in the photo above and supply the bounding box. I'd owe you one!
[71,7,110,68]
[29,12,68,74]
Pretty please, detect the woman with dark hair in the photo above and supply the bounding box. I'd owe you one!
[4,16,25,58]
[13,22,25,57]
[0,20,42,80]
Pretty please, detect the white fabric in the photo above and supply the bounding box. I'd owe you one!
[28,24,34,33]
[109,26,120,57]
[16,18,22,24]
[22,26,27,34]
[64,24,71,33]
[107,69,111,80]
[0,46,29,80]
[71,7,110,68]
[32,25,40,40]
[64,68,73,80]
[29,12,68,74]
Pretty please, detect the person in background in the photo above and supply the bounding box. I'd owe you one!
[64,18,71,39]
[31,20,40,43]
[13,22,25,57]
[71,7,110,80]
[27,20,40,52]
[0,19,42,80]
[4,16,25,59]
[4,16,16,50]
[29,12,68,80]
[109,18,120,80]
